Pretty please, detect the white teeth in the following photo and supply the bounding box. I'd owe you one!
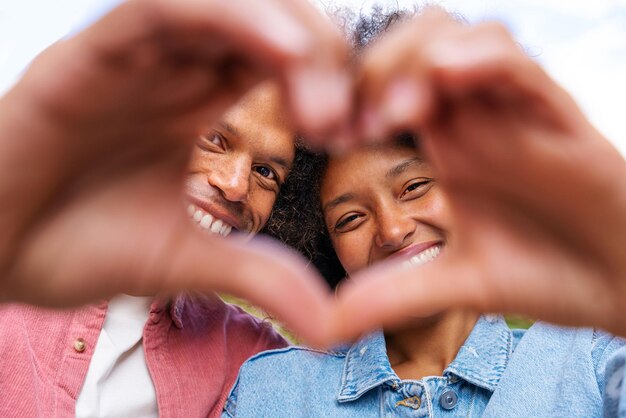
[211,219,223,234]
[187,204,233,237]
[405,245,442,268]
[200,214,213,228]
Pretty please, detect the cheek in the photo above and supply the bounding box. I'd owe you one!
[248,189,277,231]
[427,190,453,229]
[408,188,452,232]
[331,234,370,276]
[188,148,217,173]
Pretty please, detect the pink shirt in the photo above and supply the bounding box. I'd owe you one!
[0,293,286,418]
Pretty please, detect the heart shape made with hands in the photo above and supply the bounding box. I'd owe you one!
[238,9,626,347]
[209,11,626,348]
[1,2,624,348]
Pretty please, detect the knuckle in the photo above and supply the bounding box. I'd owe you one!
[126,0,175,39]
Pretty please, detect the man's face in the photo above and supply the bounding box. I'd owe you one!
[185,83,295,236]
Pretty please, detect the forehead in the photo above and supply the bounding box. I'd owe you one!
[221,83,295,163]
[322,145,426,193]
[324,146,428,183]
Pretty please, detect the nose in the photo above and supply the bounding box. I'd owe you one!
[374,206,415,249]
[208,156,250,203]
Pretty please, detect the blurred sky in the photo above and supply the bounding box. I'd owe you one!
[1,0,625,155]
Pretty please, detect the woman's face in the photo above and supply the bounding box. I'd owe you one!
[320,145,451,275]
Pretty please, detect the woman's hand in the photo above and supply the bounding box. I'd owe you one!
[331,8,626,340]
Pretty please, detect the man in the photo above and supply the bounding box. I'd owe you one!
[0,81,309,417]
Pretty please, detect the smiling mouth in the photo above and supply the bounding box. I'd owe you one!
[401,243,443,268]
[187,204,233,237]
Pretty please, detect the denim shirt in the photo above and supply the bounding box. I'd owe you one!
[603,345,626,417]
[223,315,625,417]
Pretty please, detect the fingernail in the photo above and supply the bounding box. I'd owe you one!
[289,66,351,138]
[381,78,422,129]
[259,9,312,59]
[360,106,385,143]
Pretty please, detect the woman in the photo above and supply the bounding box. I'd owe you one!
[222,133,624,417]
[223,6,626,416]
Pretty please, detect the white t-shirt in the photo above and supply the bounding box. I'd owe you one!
[75,294,158,418]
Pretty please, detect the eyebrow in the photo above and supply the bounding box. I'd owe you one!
[218,121,240,137]
[386,157,424,179]
[269,156,291,172]
[322,157,425,212]
[322,193,355,213]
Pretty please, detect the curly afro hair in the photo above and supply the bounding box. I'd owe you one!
[260,5,420,288]
[260,139,345,287]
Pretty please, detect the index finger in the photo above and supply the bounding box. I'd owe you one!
[80,0,352,139]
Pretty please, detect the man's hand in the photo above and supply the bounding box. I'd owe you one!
[330,8,626,341]
[0,0,349,346]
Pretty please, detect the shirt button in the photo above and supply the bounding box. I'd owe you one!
[439,389,458,410]
[73,338,86,353]
[396,396,421,410]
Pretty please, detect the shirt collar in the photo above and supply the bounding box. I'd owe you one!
[337,330,398,402]
[150,294,189,329]
[444,314,513,392]
[337,314,512,402]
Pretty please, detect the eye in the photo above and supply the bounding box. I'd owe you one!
[334,213,363,233]
[198,132,226,151]
[400,179,433,199]
[253,165,276,180]
[253,165,281,192]
[209,134,222,146]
